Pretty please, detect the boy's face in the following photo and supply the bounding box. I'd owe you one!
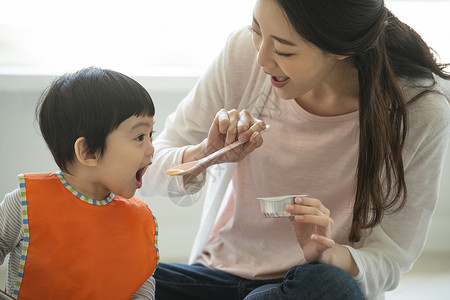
[95,115,154,199]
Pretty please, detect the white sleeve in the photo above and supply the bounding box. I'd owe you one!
[139,44,228,198]
[140,28,261,199]
[346,94,450,298]
[129,276,156,300]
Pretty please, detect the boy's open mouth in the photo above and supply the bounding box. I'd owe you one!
[136,166,147,188]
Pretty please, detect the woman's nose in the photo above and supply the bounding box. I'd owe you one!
[257,41,276,69]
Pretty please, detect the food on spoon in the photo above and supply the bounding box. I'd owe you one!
[166,168,183,175]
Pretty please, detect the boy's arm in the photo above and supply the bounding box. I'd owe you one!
[129,276,155,300]
[0,189,22,264]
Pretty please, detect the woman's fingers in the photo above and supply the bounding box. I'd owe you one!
[286,196,334,232]
[292,213,334,230]
[215,108,266,146]
[311,234,335,248]
[294,196,330,216]
[225,109,239,145]
[238,110,266,142]
[237,109,252,134]
[208,108,266,163]
[215,109,238,141]
[286,198,330,218]
[215,109,231,134]
[216,109,263,146]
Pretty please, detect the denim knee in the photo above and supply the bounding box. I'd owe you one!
[245,264,364,300]
[287,264,363,299]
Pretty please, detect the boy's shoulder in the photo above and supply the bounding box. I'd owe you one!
[1,188,22,211]
[113,194,155,215]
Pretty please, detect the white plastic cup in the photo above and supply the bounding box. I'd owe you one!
[257,195,307,218]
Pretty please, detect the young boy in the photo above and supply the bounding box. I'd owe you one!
[0,67,158,299]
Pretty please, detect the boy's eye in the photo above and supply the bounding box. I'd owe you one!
[136,131,155,142]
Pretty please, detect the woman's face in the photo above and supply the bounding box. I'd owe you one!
[251,0,344,100]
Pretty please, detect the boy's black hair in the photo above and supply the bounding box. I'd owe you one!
[36,66,155,173]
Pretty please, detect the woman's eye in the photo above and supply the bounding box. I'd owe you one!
[273,50,292,57]
[248,26,260,36]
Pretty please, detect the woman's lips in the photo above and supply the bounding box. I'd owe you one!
[270,76,289,88]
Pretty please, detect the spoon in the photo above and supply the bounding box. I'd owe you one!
[167,125,269,176]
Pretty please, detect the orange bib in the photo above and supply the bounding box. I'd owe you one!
[15,173,158,300]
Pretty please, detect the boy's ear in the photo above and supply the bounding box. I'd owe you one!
[74,137,99,167]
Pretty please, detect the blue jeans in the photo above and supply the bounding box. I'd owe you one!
[154,263,364,300]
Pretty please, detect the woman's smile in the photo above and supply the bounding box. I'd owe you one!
[270,75,290,88]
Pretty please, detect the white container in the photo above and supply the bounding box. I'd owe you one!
[257,195,307,218]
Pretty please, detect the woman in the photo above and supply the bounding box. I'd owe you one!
[141,0,450,299]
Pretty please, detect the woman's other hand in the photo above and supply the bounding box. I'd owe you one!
[286,196,335,263]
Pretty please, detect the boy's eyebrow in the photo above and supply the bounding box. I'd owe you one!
[252,15,297,47]
[130,121,153,131]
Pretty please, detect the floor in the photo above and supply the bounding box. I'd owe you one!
[1,252,449,299]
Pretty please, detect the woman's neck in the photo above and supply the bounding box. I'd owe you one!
[295,60,359,117]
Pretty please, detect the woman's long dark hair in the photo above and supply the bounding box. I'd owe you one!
[276,0,450,242]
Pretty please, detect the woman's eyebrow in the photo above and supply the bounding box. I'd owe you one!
[252,15,297,47]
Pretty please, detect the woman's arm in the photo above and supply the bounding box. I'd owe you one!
[140,27,267,198]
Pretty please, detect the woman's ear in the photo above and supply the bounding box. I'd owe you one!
[74,137,99,167]
[335,54,351,61]
[333,54,353,60]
